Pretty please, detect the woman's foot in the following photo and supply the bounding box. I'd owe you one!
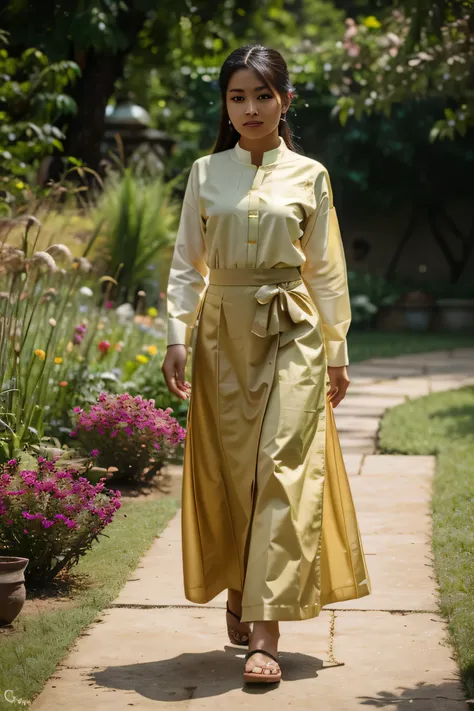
[244,621,281,680]
[226,589,251,646]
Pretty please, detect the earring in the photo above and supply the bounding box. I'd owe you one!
[280,114,287,122]
[229,119,232,126]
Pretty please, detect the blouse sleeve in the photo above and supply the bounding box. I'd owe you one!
[166,161,209,348]
[300,169,351,367]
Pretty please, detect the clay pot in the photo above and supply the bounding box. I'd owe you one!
[0,556,29,626]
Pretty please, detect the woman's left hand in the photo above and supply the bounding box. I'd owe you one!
[327,365,350,408]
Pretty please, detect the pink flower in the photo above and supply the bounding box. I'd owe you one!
[90,449,100,458]
[105,300,113,309]
[71,392,186,479]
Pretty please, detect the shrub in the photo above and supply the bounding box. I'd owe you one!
[0,456,121,585]
[71,392,186,481]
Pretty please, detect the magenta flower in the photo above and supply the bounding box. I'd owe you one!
[72,392,186,481]
[73,322,87,345]
[0,455,121,585]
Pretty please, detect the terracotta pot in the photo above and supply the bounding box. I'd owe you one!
[0,556,29,626]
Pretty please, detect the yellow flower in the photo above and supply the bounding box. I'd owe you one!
[34,349,46,361]
[54,357,63,365]
[147,307,158,318]
[146,345,158,356]
[364,15,381,29]
[15,181,25,190]
[136,354,149,365]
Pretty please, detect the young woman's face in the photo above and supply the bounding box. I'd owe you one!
[226,68,286,140]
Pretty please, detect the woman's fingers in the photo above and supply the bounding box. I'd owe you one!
[327,366,350,408]
[162,345,189,400]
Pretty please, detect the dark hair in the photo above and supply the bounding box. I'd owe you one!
[212,44,297,154]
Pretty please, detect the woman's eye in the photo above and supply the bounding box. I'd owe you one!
[229,94,273,101]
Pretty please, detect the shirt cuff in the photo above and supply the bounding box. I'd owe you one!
[167,318,191,348]
[325,339,349,367]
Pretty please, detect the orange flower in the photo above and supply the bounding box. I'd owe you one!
[59,381,68,387]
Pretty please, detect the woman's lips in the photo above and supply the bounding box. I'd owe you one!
[243,121,263,127]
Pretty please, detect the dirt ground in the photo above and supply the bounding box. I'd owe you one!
[117,463,182,502]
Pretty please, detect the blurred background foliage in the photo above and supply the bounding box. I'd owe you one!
[1,0,473,294]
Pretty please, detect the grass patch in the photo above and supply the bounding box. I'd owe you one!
[378,387,474,698]
[348,330,474,363]
[0,497,177,709]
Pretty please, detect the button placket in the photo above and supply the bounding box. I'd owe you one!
[246,167,266,267]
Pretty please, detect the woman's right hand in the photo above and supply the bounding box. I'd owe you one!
[162,344,191,400]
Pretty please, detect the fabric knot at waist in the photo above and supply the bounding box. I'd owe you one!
[208,267,315,338]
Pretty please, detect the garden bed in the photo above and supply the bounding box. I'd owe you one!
[378,386,474,699]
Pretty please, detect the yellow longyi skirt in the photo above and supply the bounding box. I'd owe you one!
[181,267,371,622]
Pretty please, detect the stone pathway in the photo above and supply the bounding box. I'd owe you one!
[31,349,474,710]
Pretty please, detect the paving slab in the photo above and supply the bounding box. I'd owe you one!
[341,394,406,410]
[349,475,432,510]
[114,514,227,609]
[349,363,424,378]
[342,453,364,476]
[361,454,434,477]
[349,379,431,398]
[332,415,380,434]
[325,533,437,611]
[337,437,376,454]
[429,376,474,392]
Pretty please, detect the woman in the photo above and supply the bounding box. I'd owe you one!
[162,44,371,685]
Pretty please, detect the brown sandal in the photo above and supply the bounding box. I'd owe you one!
[226,603,250,646]
[243,649,282,684]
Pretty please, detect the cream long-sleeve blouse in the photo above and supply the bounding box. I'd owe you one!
[166,136,351,367]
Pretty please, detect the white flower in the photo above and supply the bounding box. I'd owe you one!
[324,62,332,72]
[116,303,135,324]
[49,318,57,327]
[79,286,93,297]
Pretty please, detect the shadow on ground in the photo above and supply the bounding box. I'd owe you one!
[91,646,325,700]
[91,649,467,706]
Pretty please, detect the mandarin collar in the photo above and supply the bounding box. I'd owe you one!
[231,136,289,166]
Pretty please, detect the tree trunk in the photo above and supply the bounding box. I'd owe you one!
[60,7,147,178]
[63,49,126,176]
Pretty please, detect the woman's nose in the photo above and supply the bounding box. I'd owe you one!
[245,101,258,115]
